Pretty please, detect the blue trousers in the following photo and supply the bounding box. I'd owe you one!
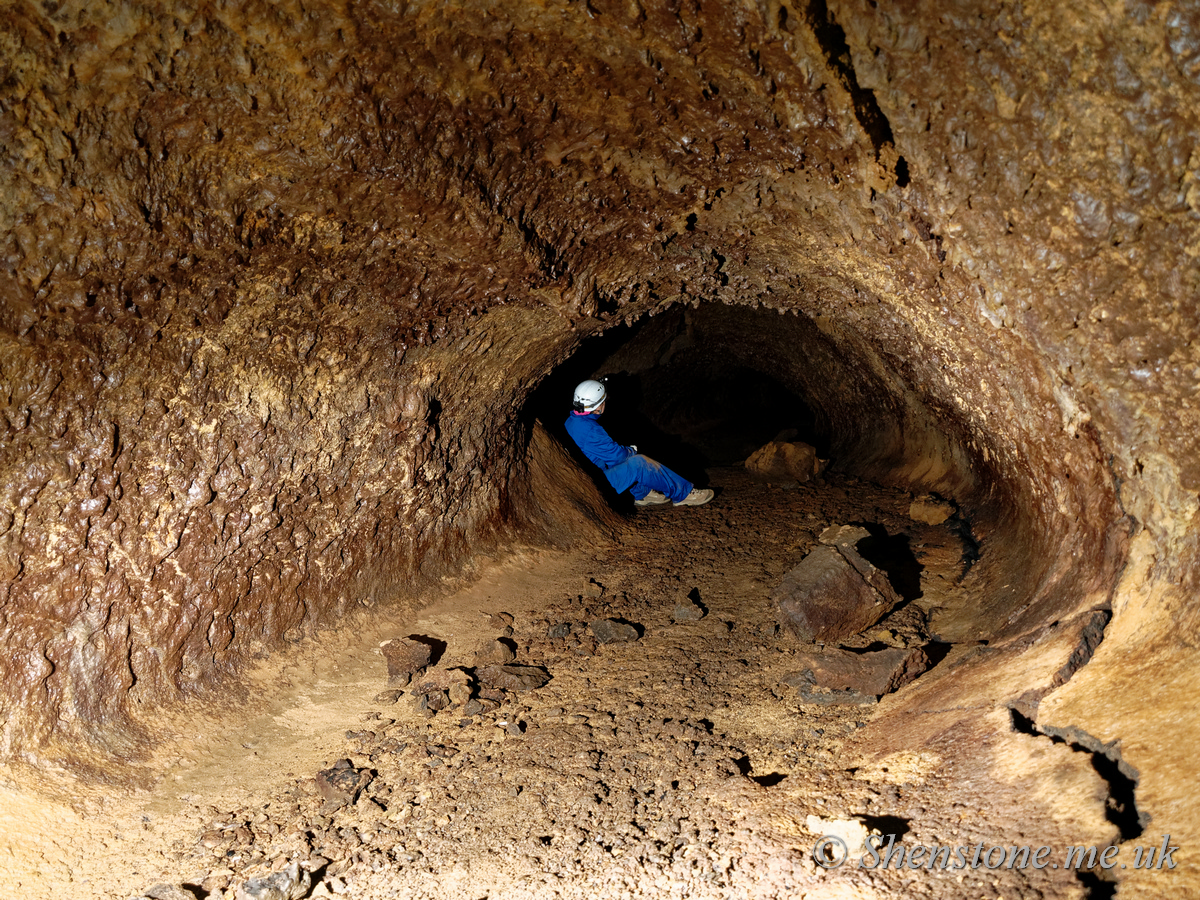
[604,454,693,503]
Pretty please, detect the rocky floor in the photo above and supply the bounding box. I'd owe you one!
[5,469,1111,900]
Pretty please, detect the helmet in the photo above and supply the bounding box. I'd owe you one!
[572,379,606,412]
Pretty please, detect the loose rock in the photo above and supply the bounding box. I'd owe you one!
[379,638,433,687]
[234,861,311,900]
[477,664,552,691]
[745,441,827,482]
[909,495,956,525]
[474,639,517,666]
[315,759,372,809]
[772,545,901,643]
[589,619,640,643]
[784,645,930,697]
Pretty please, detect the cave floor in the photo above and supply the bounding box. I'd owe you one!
[2,470,1105,900]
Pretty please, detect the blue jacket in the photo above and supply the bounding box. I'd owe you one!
[565,411,637,491]
[565,411,633,470]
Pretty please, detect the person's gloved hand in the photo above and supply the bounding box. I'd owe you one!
[629,444,638,454]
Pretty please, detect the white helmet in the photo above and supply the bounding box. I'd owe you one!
[572,379,606,412]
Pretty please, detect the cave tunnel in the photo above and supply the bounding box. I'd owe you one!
[1,0,1199,897]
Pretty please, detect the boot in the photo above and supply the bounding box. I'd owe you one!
[634,490,671,507]
[673,488,714,507]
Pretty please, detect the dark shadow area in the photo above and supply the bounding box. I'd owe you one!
[1009,708,1144,841]
[407,635,448,666]
[803,0,909,185]
[922,640,955,670]
[949,517,983,578]
[524,306,825,499]
[850,523,924,602]
[751,772,788,787]
[859,815,911,841]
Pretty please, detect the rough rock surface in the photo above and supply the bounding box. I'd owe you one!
[476,664,551,693]
[744,440,826,482]
[784,645,930,698]
[379,638,433,687]
[772,545,901,643]
[908,494,956,526]
[0,0,1198,891]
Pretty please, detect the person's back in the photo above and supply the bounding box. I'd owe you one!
[564,379,713,508]
[564,408,631,471]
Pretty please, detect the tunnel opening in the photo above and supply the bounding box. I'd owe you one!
[527,304,825,479]
[522,297,1068,648]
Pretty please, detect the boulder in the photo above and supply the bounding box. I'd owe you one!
[772,545,901,643]
[909,494,956,525]
[745,441,827,482]
[379,637,433,687]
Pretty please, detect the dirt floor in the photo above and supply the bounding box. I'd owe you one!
[0,469,1107,900]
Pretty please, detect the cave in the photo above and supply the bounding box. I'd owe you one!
[2,0,1198,897]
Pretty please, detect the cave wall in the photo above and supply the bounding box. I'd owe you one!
[0,1,1195,840]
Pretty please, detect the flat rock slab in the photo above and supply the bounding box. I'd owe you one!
[818,524,871,547]
[477,664,551,691]
[784,645,930,697]
[772,544,901,643]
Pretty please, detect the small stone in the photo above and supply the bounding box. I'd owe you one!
[474,639,516,666]
[235,861,311,900]
[584,579,605,597]
[373,689,405,704]
[589,619,640,643]
[477,664,551,691]
[547,622,572,639]
[200,829,231,849]
[411,666,471,695]
[448,682,472,706]
[671,602,705,623]
[463,699,484,716]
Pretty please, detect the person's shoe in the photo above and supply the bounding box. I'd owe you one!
[634,490,671,507]
[674,488,714,507]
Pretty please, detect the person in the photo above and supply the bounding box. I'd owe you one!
[564,379,714,507]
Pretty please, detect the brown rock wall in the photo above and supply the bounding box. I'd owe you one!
[0,0,1192,828]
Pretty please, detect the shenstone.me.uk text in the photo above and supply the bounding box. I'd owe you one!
[812,834,1179,872]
